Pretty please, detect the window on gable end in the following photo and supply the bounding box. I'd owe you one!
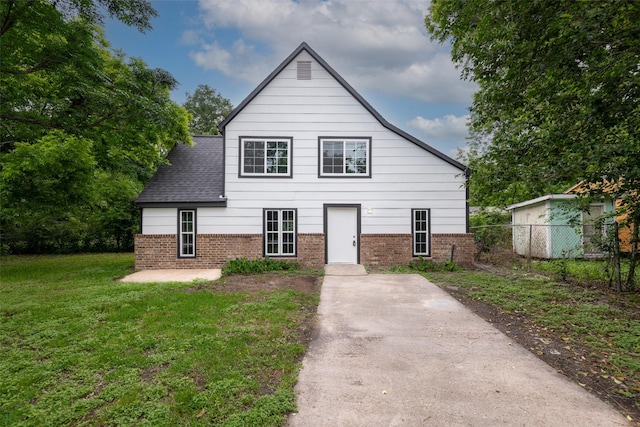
[319,137,371,177]
[240,137,293,177]
[297,61,311,80]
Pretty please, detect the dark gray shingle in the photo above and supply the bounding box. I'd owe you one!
[135,136,225,206]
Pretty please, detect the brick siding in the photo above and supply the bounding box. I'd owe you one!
[135,233,325,270]
[429,233,475,266]
[360,233,475,267]
[135,232,474,270]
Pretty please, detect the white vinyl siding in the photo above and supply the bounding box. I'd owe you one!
[264,209,296,256]
[412,209,430,256]
[194,50,466,236]
[141,208,176,234]
[179,210,195,257]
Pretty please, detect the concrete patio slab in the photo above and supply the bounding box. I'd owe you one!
[119,269,221,283]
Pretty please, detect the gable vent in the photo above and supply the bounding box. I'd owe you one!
[297,61,311,80]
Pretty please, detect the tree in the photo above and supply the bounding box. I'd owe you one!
[1,0,156,36]
[183,84,233,135]
[1,132,96,252]
[0,0,191,253]
[426,0,639,289]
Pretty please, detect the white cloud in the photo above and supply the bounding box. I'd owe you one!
[189,39,266,82]
[180,29,202,46]
[190,0,476,105]
[407,114,470,142]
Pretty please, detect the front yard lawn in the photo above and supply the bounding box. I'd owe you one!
[0,254,320,426]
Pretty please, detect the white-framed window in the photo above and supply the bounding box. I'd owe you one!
[179,209,196,257]
[319,137,371,177]
[412,209,430,256]
[240,137,292,177]
[264,209,297,256]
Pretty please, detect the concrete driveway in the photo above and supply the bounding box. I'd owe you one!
[288,271,630,426]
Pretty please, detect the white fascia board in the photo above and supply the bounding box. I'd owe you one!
[506,194,576,211]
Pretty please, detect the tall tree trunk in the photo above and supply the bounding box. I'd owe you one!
[626,217,639,291]
[613,221,622,292]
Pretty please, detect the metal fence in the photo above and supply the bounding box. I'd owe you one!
[471,223,611,262]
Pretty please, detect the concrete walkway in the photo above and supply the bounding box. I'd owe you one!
[288,273,630,426]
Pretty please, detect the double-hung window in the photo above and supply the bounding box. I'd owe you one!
[264,209,297,257]
[412,209,430,256]
[179,210,196,257]
[319,137,371,177]
[240,137,292,177]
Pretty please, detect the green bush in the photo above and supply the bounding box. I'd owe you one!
[469,210,511,254]
[411,257,459,272]
[222,257,299,276]
[386,257,459,273]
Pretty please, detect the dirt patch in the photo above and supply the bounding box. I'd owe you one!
[187,272,321,295]
[186,272,322,354]
[440,280,639,425]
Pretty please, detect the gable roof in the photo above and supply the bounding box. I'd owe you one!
[218,42,467,172]
[135,135,226,207]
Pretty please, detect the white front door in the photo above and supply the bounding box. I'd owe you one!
[326,205,359,264]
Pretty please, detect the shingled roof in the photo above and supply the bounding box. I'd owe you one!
[135,136,226,207]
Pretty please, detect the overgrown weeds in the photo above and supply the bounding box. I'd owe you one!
[386,257,458,273]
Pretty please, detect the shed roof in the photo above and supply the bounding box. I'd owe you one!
[135,135,226,207]
[218,42,467,173]
[506,194,576,211]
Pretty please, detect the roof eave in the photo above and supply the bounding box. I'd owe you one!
[136,200,227,208]
[506,194,576,210]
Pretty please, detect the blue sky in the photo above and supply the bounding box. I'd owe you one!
[104,0,477,157]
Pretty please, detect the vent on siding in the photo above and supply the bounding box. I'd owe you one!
[297,61,311,80]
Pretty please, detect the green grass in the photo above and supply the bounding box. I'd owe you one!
[0,254,319,426]
[423,269,640,401]
[529,258,638,284]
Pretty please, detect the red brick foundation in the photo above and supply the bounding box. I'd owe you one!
[134,233,325,270]
[360,233,475,267]
[429,233,475,266]
[134,232,474,270]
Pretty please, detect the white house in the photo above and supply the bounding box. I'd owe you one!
[134,43,474,269]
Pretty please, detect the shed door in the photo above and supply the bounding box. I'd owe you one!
[326,206,359,264]
[583,204,604,257]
